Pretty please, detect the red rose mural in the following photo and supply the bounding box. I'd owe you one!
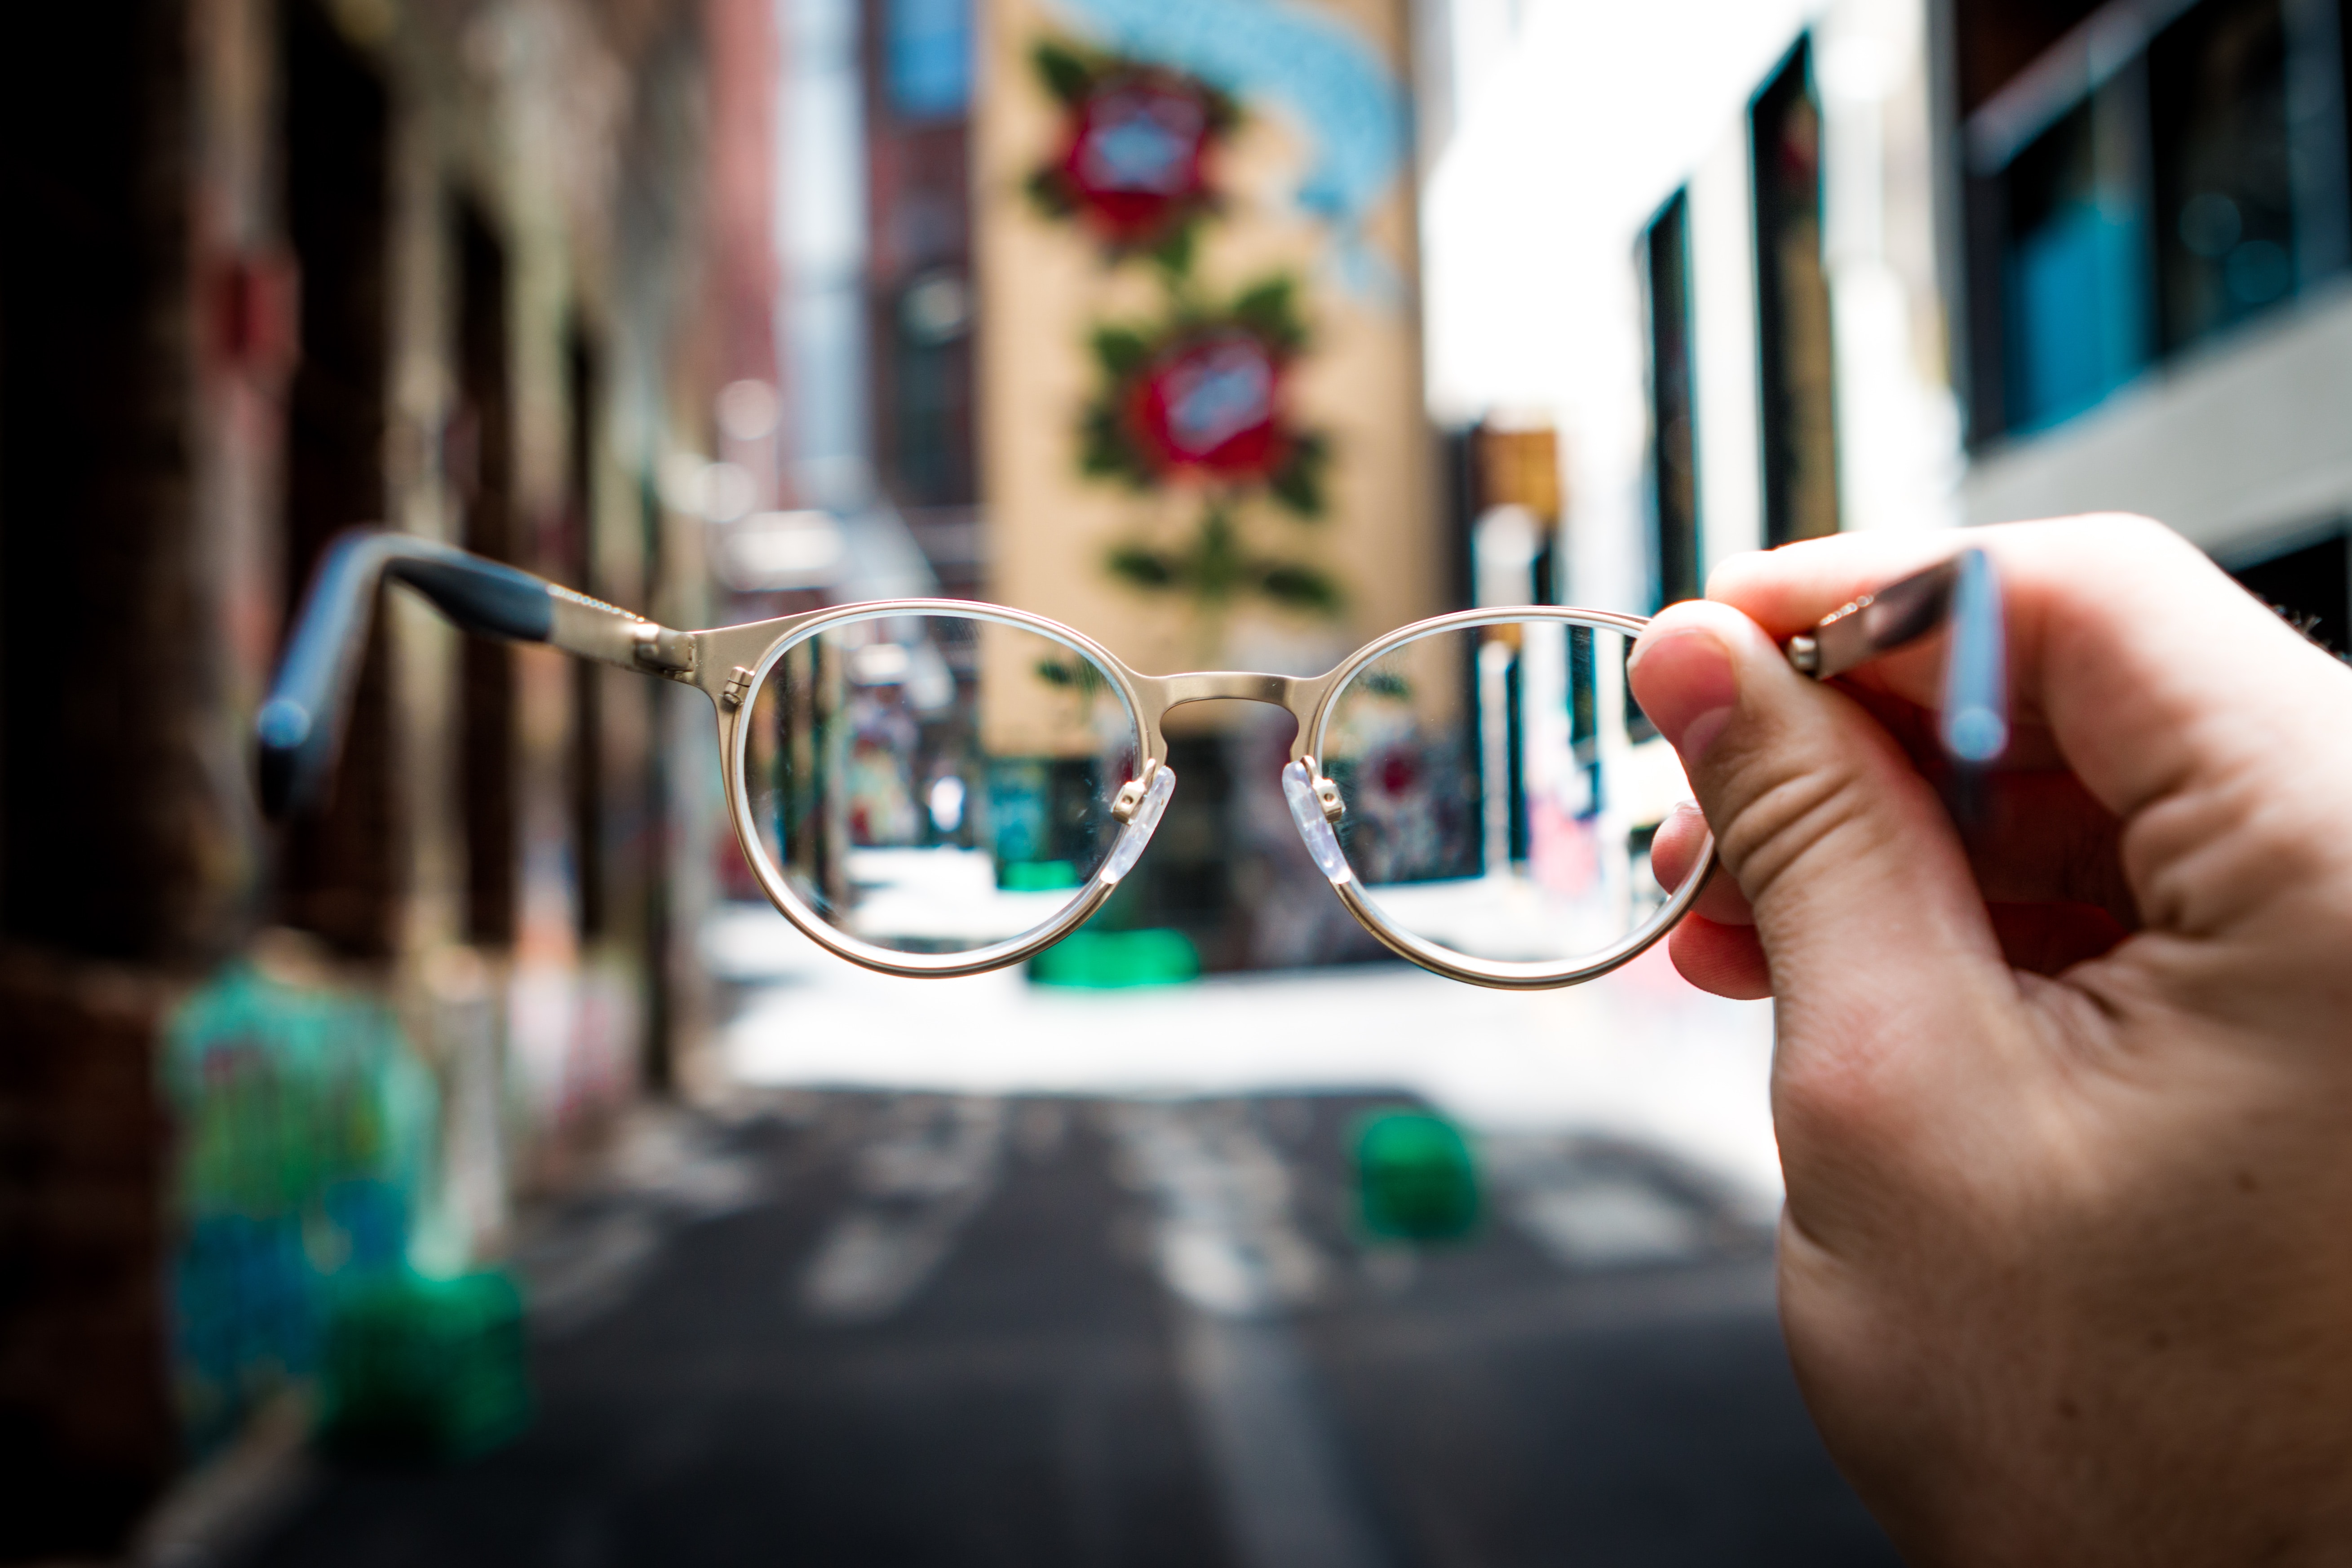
[1028,37,1339,618]
[1081,277,1326,513]
[1061,77,1214,247]
[1079,278,1337,613]
[1029,43,1235,257]
[1129,331,1283,478]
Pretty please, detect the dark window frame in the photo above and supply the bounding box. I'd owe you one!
[456,200,519,948]
[1957,0,2352,448]
[278,0,402,957]
[1751,36,1844,548]
[1640,189,1702,610]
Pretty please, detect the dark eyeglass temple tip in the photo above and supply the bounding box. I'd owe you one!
[257,528,562,820]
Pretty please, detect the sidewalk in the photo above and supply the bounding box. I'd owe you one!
[709,903,1785,1204]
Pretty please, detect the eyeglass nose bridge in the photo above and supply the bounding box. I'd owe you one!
[1127,669,1342,767]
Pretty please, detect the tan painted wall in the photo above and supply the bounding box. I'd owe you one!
[974,0,1440,713]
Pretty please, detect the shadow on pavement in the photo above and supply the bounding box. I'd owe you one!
[221,1092,1899,1568]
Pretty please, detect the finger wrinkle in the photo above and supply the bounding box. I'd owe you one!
[2122,747,2348,938]
[1714,759,1884,906]
[2027,961,2149,1071]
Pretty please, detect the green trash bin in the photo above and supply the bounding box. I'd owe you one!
[1029,927,1200,989]
[1353,1110,1480,1243]
[319,1269,531,1460]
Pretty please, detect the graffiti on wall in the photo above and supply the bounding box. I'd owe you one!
[165,966,438,1451]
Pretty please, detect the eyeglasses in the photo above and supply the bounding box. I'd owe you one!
[261,531,2003,990]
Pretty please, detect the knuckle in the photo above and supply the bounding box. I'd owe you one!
[1701,548,1772,602]
[1709,750,1881,908]
[2133,753,2352,936]
[2049,511,2200,570]
[2052,510,2165,543]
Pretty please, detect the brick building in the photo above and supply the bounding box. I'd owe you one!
[0,0,778,1552]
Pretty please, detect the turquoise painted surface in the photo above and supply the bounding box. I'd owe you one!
[164,965,439,1453]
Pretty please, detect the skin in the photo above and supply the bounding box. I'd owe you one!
[1625,515,2352,1564]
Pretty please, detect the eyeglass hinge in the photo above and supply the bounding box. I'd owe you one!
[631,623,696,677]
[1785,635,1821,677]
[719,666,755,710]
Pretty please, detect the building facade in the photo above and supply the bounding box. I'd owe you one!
[1950,0,2352,644]
[0,0,771,1550]
[1425,0,2352,647]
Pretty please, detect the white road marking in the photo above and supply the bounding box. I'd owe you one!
[517,1113,767,1337]
[1178,1313,1397,1568]
[1114,1103,1393,1568]
[1512,1180,1706,1267]
[1112,1102,1326,1317]
[799,1097,1006,1322]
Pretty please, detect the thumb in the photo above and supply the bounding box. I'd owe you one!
[1627,600,2013,1059]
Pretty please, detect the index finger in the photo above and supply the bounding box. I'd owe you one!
[1710,516,2352,936]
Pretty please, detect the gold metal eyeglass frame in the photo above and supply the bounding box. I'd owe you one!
[257,529,1721,992]
[697,597,1713,990]
[261,530,2002,993]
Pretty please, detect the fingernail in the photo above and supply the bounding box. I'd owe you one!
[1630,627,1738,765]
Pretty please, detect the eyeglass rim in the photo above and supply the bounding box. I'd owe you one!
[702,598,1713,988]
[717,600,1151,979]
[1303,607,1713,989]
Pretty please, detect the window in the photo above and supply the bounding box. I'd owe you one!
[456,202,518,947]
[1998,92,2152,434]
[1641,190,1701,609]
[2151,0,2314,352]
[1963,0,2352,443]
[888,273,974,507]
[886,0,970,120]
[281,0,402,956]
[1751,39,1841,548]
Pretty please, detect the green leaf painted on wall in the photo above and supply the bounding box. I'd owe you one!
[1032,39,1094,106]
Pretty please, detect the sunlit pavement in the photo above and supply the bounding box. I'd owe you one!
[213,913,1904,1567]
[709,901,1788,1205]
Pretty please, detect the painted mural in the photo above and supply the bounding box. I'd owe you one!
[979,0,1433,684]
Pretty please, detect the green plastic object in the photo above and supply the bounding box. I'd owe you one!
[165,963,441,1455]
[1000,858,1081,891]
[319,1270,531,1460]
[1354,1111,1480,1242]
[1028,927,1200,988]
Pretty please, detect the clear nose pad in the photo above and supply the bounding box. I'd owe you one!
[1281,761,1354,886]
[1098,765,1177,886]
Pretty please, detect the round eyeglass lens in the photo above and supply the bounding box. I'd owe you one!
[1317,617,1698,969]
[738,612,1143,957]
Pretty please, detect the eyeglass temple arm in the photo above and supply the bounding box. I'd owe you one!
[1784,546,2010,766]
[257,527,695,819]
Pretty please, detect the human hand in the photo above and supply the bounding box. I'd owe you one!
[1628,516,2352,1564]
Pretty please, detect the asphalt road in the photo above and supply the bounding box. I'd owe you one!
[226,1092,1900,1568]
